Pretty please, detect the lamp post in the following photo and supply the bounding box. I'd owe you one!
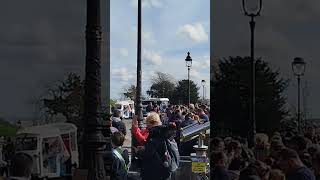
[135,0,143,129]
[201,80,206,102]
[130,0,144,171]
[185,52,192,105]
[292,57,306,133]
[81,0,110,179]
[242,0,262,148]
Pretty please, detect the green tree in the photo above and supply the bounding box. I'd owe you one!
[41,73,84,127]
[123,85,136,100]
[172,80,199,104]
[212,56,289,137]
[0,118,17,136]
[146,72,176,99]
[41,73,109,129]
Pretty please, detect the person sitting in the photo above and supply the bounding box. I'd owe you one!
[7,153,33,180]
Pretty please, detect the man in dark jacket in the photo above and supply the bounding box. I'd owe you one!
[141,124,179,180]
[112,110,127,136]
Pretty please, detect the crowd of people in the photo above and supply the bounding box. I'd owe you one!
[211,126,320,180]
[109,102,210,180]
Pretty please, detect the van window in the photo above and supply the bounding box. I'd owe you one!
[16,137,37,151]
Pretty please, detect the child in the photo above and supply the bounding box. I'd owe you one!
[111,131,129,180]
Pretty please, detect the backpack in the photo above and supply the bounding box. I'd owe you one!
[156,138,180,175]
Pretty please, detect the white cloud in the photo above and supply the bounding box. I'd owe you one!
[177,23,208,43]
[191,56,210,71]
[143,49,163,66]
[142,31,156,45]
[131,0,163,9]
[111,67,135,82]
[119,48,129,57]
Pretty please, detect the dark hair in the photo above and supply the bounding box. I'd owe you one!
[279,148,299,161]
[289,136,307,151]
[239,164,260,180]
[211,137,224,148]
[111,131,125,147]
[113,109,121,117]
[10,153,33,177]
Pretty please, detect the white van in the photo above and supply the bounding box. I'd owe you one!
[115,100,135,119]
[15,123,78,179]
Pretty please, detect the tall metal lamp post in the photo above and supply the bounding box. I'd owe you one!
[135,0,143,129]
[185,52,192,105]
[130,0,144,171]
[242,0,262,148]
[201,80,206,102]
[292,57,306,133]
[81,0,110,179]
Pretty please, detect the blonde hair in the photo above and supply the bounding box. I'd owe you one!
[146,112,162,125]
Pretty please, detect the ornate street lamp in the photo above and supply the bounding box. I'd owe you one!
[292,57,306,133]
[185,52,192,105]
[81,0,111,179]
[242,0,262,148]
[201,80,206,102]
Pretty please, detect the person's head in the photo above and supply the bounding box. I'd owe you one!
[227,140,242,157]
[113,109,121,118]
[193,115,200,121]
[211,151,227,167]
[305,126,316,137]
[197,108,205,115]
[211,137,225,152]
[269,169,285,180]
[146,112,162,129]
[239,165,261,180]
[10,153,33,179]
[111,131,125,148]
[277,148,304,174]
[288,135,307,152]
[255,133,269,148]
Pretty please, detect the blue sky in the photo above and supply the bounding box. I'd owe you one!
[110,0,210,100]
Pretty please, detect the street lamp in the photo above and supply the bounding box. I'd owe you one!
[81,0,110,179]
[185,52,192,105]
[292,57,306,133]
[242,0,262,148]
[201,80,206,102]
[130,0,144,171]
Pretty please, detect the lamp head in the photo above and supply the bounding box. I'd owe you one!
[242,0,262,16]
[185,52,192,67]
[292,57,306,76]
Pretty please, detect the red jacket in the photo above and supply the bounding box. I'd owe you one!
[132,126,149,146]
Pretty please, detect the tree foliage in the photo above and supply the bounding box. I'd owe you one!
[123,85,136,100]
[212,56,289,137]
[146,72,176,99]
[41,73,84,127]
[172,80,200,105]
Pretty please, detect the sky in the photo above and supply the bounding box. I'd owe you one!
[213,1,320,118]
[110,0,210,100]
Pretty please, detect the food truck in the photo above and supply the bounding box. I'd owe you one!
[15,123,78,179]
